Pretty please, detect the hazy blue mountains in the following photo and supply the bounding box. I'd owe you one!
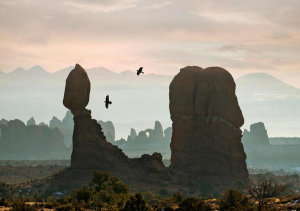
[0,66,299,138]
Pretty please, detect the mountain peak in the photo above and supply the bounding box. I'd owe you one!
[238,72,282,82]
[120,70,134,75]
[27,65,47,73]
[87,66,113,73]
[236,72,300,96]
[11,67,26,74]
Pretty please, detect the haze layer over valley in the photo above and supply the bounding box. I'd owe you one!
[1,66,300,138]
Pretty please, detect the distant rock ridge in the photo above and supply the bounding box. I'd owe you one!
[242,122,300,171]
[27,117,36,126]
[49,116,63,129]
[98,120,115,142]
[113,121,171,157]
[242,122,270,149]
[0,119,69,160]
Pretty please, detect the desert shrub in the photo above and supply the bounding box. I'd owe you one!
[178,197,211,211]
[249,177,287,211]
[173,191,184,203]
[90,171,129,194]
[219,189,254,211]
[158,198,177,210]
[12,199,37,211]
[72,186,93,203]
[0,198,9,207]
[108,177,129,194]
[142,191,161,201]
[0,182,12,198]
[65,172,130,210]
[55,203,73,211]
[122,193,151,211]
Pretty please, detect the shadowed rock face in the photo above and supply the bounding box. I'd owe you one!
[63,64,166,185]
[41,64,248,195]
[169,66,248,184]
[63,64,90,113]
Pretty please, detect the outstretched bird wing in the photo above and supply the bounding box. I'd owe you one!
[105,95,109,108]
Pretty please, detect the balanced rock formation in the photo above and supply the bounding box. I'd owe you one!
[169,66,249,186]
[62,64,167,187]
[36,64,249,196]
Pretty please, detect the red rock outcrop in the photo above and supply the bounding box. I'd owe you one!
[37,64,248,195]
[62,64,167,190]
[169,66,249,186]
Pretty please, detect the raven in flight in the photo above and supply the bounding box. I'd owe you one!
[104,95,112,109]
[137,67,144,76]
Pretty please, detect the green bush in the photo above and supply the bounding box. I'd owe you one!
[219,189,254,211]
[72,186,93,203]
[90,171,129,194]
[178,197,211,211]
[12,199,37,211]
[173,192,184,203]
[55,203,73,211]
[122,193,151,211]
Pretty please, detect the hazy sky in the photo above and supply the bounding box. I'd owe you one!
[1,0,300,86]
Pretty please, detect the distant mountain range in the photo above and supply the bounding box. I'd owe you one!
[0,66,299,138]
[235,73,300,137]
[236,73,300,98]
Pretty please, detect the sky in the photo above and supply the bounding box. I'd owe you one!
[1,0,300,86]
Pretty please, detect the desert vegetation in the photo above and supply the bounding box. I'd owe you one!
[1,171,300,210]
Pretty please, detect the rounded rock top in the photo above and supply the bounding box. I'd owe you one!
[63,64,91,112]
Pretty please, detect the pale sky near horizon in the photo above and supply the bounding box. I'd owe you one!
[1,0,300,86]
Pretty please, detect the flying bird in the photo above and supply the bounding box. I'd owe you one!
[136,67,144,76]
[104,95,112,109]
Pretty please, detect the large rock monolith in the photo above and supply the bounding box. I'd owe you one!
[169,66,249,186]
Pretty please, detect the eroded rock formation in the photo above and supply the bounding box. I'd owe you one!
[242,122,270,149]
[39,64,249,195]
[169,66,249,186]
[63,64,166,184]
[27,117,36,126]
[49,116,62,129]
[0,119,68,160]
